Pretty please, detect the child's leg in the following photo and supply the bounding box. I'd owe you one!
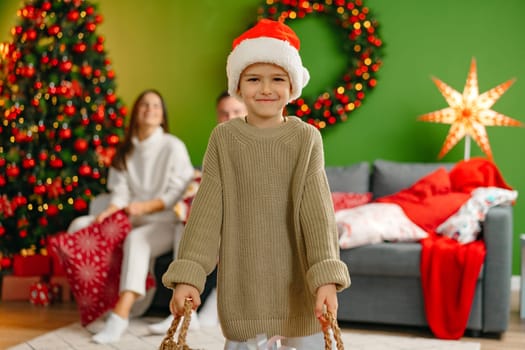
[224,332,333,350]
[282,332,334,350]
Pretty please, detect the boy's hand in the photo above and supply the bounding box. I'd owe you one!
[170,284,201,316]
[315,284,338,320]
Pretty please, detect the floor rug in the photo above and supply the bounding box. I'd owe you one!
[7,318,481,350]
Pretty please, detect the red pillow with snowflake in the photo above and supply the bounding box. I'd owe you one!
[48,210,131,326]
[331,192,373,212]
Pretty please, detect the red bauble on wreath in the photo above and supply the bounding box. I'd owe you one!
[258,0,384,130]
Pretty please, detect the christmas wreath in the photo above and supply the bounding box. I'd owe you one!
[258,0,384,130]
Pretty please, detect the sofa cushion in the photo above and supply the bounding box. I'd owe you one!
[340,242,422,277]
[371,159,454,199]
[326,162,370,193]
[336,203,428,249]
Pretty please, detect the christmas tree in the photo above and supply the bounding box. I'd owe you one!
[0,0,126,262]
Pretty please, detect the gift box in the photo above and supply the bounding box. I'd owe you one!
[12,254,51,276]
[48,249,66,276]
[1,274,71,302]
[1,275,40,301]
[29,281,53,306]
[50,275,71,302]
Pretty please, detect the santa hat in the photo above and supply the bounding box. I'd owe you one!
[226,19,310,102]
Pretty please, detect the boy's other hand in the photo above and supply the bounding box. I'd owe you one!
[315,283,338,320]
[170,284,201,316]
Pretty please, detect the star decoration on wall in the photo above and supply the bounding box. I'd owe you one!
[418,58,522,161]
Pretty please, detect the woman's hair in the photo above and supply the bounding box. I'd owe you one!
[111,89,169,171]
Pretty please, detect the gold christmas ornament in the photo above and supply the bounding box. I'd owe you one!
[419,58,522,160]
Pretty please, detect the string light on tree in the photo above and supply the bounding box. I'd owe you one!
[0,0,126,261]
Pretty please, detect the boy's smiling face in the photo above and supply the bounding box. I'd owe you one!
[238,63,291,123]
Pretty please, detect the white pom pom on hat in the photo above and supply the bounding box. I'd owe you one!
[226,18,310,102]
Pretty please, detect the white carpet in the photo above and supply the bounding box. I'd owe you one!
[7,318,481,350]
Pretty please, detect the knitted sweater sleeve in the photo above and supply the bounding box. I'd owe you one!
[300,131,351,294]
[158,137,194,209]
[107,167,131,208]
[162,130,222,293]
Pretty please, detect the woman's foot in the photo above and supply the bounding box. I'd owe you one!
[148,311,201,335]
[91,312,129,344]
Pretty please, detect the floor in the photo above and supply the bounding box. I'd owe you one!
[0,290,523,350]
[5,316,484,350]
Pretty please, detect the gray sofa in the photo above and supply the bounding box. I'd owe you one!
[329,159,513,336]
[149,159,513,335]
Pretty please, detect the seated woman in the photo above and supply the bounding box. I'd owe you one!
[67,89,194,344]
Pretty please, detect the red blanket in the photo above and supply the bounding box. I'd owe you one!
[376,158,512,339]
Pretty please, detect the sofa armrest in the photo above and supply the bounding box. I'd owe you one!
[481,204,513,333]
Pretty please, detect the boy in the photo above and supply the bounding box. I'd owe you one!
[163,19,350,349]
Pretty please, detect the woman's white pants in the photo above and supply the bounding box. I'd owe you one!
[67,215,181,296]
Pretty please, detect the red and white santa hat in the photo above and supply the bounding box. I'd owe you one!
[226,19,310,102]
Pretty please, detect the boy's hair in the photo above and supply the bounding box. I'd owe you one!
[226,19,309,102]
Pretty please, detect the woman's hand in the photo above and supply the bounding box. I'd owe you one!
[315,283,338,321]
[125,199,164,217]
[95,205,119,223]
[169,284,201,316]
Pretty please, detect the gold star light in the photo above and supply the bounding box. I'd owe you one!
[418,58,522,160]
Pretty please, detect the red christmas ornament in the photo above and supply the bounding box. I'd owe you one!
[34,183,46,195]
[6,164,20,177]
[49,156,63,169]
[38,150,48,161]
[28,175,37,184]
[85,21,96,32]
[0,258,12,269]
[0,225,6,236]
[22,156,36,169]
[67,10,80,21]
[0,175,6,187]
[74,138,88,153]
[19,230,28,238]
[38,216,48,227]
[0,256,11,268]
[58,127,72,140]
[73,198,88,211]
[106,93,116,104]
[80,64,92,77]
[63,103,76,116]
[73,42,87,54]
[47,24,61,36]
[106,134,120,146]
[59,59,72,73]
[78,163,92,177]
[91,168,101,180]
[46,204,59,216]
[25,28,37,41]
[41,1,51,11]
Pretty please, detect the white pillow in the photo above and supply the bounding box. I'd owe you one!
[437,187,518,244]
[336,203,428,249]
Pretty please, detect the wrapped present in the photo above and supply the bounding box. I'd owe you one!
[12,254,51,276]
[247,334,295,350]
[48,248,66,276]
[49,281,63,302]
[29,280,53,306]
[1,275,40,301]
[50,275,71,302]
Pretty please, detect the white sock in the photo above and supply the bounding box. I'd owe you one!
[198,288,219,327]
[148,311,200,335]
[91,312,129,344]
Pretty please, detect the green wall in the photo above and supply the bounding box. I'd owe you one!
[1,0,524,275]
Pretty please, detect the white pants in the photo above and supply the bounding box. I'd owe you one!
[67,215,181,296]
[224,331,335,350]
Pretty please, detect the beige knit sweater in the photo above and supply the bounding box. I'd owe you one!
[162,116,350,341]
